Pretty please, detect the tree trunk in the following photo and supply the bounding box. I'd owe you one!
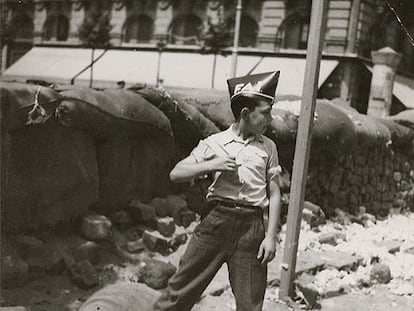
[211,53,217,89]
[89,47,95,88]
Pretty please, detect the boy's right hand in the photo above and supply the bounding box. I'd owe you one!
[208,155,239,172]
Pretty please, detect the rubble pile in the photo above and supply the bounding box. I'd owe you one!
[1,194,197,293]
[289,211,414,308]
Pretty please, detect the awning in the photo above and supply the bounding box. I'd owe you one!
[394,74,414,109]
[2,47,339,95]
[1,47,93,84]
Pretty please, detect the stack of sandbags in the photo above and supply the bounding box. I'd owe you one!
[1,82,99,232]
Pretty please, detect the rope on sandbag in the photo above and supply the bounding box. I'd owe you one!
[26,86,53,125]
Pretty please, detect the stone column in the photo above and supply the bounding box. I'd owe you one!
[257,0,285,51]
[68,1,85,44]
[33,0,48,44]
[110,0,127,46]
[367,47,402,118]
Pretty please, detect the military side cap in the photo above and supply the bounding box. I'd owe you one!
[227,71,280,102]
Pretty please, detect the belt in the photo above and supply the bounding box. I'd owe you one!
[207,200,262,215]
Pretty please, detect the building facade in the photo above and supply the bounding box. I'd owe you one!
[1,0,413,112]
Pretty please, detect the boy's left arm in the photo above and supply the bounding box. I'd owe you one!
[257,179,281,265]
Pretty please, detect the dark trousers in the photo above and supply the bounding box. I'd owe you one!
[154,204,267,311]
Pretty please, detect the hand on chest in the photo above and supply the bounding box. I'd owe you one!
[225,142,268,170]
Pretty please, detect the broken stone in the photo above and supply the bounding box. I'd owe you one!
[143,229,187,254]
[81,214,112,241]
[370,263,392,284]
[1,255,28,289]
[404,246,414,255]
[157,217,175,237]
[71,239,101,265]
[12,235,44,259]
[69,260,99,289]
[335,232,347,242]
[181,210,197,228]
[128,199,157,222]
[64,299,84,311]
[375,240,400,254]
[139,259,177,289]
[295,273,319,308]
[43,238,72,275]
[302,201,326,228]
[322,251,363,271]
[127,239,146,253]
[110,210,134,231]
[142,230,172,254]
[166,194,188,211]
[319,233,337,246]
[150,197,171,217]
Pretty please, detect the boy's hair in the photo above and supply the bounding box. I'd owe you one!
[231,95,272,120]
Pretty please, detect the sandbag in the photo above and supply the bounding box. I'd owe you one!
[95,135,175,213]
[377,118,414,146]
[79,282,161,311]
[135,87,219,153]
[335,103,391,147]
[4,118,98,232]
[0,81,63,132]
[270,99,359,153]
[57,87,172,138]
[166,87,234,129]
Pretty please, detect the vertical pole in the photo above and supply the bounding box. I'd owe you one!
[230,0,242,78]
[279,0,328,299]
[156,49,162,87]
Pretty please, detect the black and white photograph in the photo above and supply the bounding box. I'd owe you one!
[0,0,413,310]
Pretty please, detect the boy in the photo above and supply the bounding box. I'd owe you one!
[155,71,282,311]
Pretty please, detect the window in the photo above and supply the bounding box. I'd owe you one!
[43,15,69,41]
[276,14,310,49]
[169,15,202,45]
[123,15,154,43]
[11,15,34,40]
[226,15,259,48]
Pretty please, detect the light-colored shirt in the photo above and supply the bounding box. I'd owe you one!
[191,125,282,208]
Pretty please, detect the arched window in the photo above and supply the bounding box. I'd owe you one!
[276,13,309,49]
[43,15,69,41]
[11,15,34,40]
[226,15,259,48]
[123,15,154,43]
[169,15,202,45]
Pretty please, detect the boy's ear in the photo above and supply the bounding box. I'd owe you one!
[240,107,250,119]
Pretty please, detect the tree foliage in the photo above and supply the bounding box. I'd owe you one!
[78,10,112,48]
[200,19,232,55]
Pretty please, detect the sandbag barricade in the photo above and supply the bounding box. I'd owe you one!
[55,86,176,213]
[1,82,99,232]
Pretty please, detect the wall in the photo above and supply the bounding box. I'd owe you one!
[306,144,414,217]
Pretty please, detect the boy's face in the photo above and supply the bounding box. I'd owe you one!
[245,100,273,135]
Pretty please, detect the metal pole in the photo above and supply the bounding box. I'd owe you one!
[279,0,328,299]
[230,0,242,78]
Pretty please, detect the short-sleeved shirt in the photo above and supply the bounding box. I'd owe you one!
[191,124,282,209]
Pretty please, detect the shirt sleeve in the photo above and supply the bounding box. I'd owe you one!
[190,139,216,163]
[267,140,282,182]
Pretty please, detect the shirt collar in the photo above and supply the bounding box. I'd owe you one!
[222,124,264,145]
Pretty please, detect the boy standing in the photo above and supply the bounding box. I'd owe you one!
[155,71,282,311]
